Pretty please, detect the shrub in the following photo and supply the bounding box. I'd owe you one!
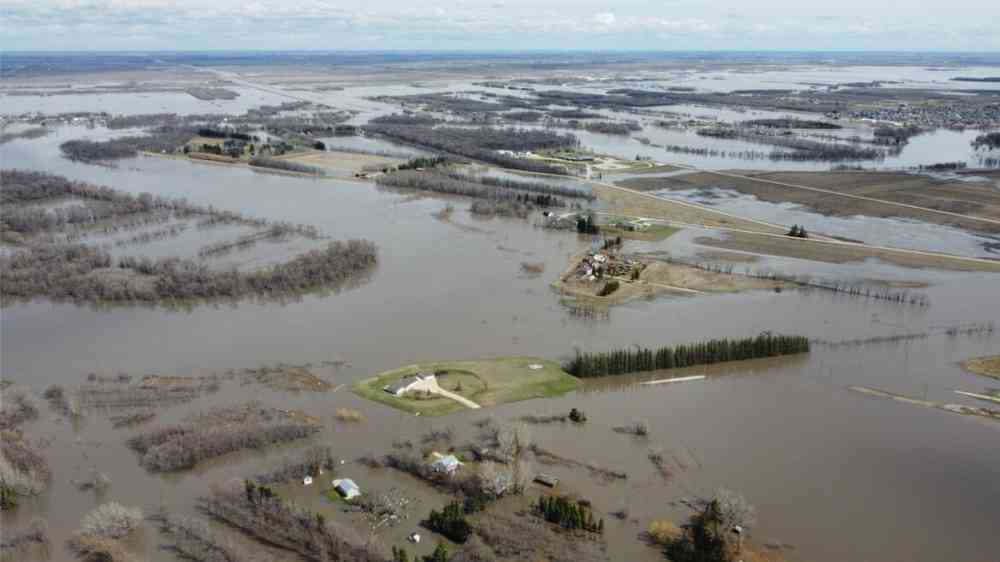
[614,419,649,436]
[596,280,620,297]
[79,502,143,539]
[67,534,130,562]
[534,495,603,533]
[0,387,39,431]
[200,482,386,562]
[0,518,48,551]
[426,501,472,543]
[648,519,682,545]
[335,408,365,422]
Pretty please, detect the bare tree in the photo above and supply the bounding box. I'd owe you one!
[713,488,756,533]
[79,502,143,539]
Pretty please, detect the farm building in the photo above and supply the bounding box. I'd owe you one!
[429,453,463,475]
[383,372,435,396]
[332,478,361,500]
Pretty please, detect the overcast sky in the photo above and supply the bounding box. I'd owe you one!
[3,0,999,51]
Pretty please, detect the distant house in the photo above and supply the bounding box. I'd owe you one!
[429,453,463,475]
[534,473,559,487]
[332,478,361,500]
[383,372,435,397]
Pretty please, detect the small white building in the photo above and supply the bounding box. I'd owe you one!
[332,478,361,500]
[303,476,314,486]
[429,453,463,475]
[383,372,436,397]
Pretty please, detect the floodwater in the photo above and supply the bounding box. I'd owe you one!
[648,186,1000,258]
[3,85,1000,562]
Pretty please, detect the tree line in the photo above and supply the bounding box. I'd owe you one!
[440,170,594,200]
[59,126,196,163]
[564,333,811,377]
[363,122,577,174]
[199,481,388,562]
[1,239,377,305]
[376,170,569,208]
[248,156,326,176]
[126,416,320,472]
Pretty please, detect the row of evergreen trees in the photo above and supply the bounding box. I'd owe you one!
[564,333,810,378]
[534,495,603,533]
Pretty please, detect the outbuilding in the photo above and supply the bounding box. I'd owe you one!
[332,478,362,500]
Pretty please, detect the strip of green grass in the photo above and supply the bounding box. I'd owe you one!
[353,357,580,416]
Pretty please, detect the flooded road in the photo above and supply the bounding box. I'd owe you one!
[3,87,1000,562]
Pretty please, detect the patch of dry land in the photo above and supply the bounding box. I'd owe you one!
[353,357,580,416]
[619,170,1000,235]
[279,150,405,176]
[592,182,785,234]
[695,231,1000,272]
[961,355,1000,380]
[555,252,785,304]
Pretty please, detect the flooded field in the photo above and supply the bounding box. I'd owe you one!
[3,59,1000,562]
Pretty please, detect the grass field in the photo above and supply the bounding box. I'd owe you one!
[961,355,1000,380]
[619,170,1000,235]
[600,223,680,242]
[694,231,1000,272]
[353,357,580,416]
[592,183,786,234]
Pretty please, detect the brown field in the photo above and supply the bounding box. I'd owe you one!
[618,170,1000,235]
[694,231,1000,272]
[639,260,786,292]
[279,150,405,175]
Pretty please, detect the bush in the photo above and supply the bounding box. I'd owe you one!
[534,495,603,533]
[335,408,365,422]
[200,482,386,562]
[648,519,682,545]
[426,501,472,543]
[79,502,143,539]
[614,419,649,436]
[596,280,620,297]
[67,534,130,562]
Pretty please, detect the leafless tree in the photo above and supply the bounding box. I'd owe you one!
[79,502,143,539]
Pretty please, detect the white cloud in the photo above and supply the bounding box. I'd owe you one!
[592,12,615,26]
[1,0,998,50]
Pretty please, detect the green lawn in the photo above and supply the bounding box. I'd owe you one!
[601,223,680,242]
[353,357,580,416]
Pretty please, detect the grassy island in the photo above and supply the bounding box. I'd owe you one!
[353,357,579,416]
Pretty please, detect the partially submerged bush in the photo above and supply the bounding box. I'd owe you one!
[67,535,130,562]
[0,387,39,431]
[79,502,143,539]
[153,512,271,562]
[614,419,649,436]
[131,421,320,472]
[648,519,682,545]
[335,408,365,423]
[0,518,48,552]
[200,482,387,562]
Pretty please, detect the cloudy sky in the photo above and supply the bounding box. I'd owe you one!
[3,0,999,51]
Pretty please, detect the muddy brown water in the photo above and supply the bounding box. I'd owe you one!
[3,125,1000,562]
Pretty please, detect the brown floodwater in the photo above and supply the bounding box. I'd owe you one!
[2,121,1000,562]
